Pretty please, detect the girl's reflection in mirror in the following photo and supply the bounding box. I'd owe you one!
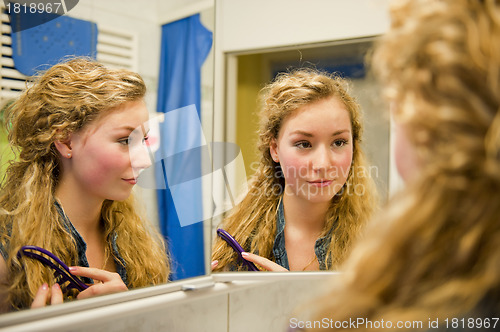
[212,69,378,272]
[0,58,170,311]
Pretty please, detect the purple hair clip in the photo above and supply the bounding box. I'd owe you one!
[17,245,88,292]
[216,228,259,271]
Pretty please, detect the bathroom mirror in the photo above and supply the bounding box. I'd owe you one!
[0,0,215,317]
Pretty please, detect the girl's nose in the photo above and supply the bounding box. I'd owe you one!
[130,139,153,175]
[312,145,331,172]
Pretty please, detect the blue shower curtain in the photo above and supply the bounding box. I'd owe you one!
[156,14,212,280]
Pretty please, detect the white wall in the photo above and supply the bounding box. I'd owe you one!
[158,0,214,25]
[217,0,390,53]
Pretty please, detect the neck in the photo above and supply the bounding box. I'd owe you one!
[55,179,103,237]
[282,193,329,235]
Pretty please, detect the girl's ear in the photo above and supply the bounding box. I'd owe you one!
[54,137,73,159]
[269,138,279,163]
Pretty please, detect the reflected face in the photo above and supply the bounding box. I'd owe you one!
[68,99,151,201]
[270,97,353,203]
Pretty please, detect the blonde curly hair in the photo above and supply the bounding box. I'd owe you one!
[212,68,378,271]
[0,58,169,310]
[305,0,500,329]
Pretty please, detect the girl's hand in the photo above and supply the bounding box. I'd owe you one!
[241,252,288,271]
[30,266,127,308]
[69,266,128,300]
[211,260,218,271]
[31,283,63,309]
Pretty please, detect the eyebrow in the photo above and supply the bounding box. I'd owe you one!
[114,126,150,135]
[289,129,351,137]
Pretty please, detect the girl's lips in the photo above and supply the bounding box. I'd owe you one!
[123,178,137,185]
[308,180,333,187]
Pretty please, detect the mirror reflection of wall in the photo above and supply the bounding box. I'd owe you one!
[0,0,214,314]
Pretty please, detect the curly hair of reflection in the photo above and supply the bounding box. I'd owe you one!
[212,68,379,271]
[0,58,169,310]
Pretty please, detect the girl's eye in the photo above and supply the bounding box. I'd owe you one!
[118,138,129,146]
[333,139,348,148]
[294,141,311,149]
[118,135,148,146]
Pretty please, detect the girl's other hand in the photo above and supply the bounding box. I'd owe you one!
[68,266,128,300]
[31,283,63,309]
[211,260,218,271]
[241,252,288,271]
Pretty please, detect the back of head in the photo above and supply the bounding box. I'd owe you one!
[304,0,500,329]
[373,0,500,183]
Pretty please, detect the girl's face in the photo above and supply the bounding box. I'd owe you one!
[67,99,151,202]
[270,96,353,204]
[394,120,420,182]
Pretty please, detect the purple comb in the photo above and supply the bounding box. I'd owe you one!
[17,245,89,292]
[216,229,259,271]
